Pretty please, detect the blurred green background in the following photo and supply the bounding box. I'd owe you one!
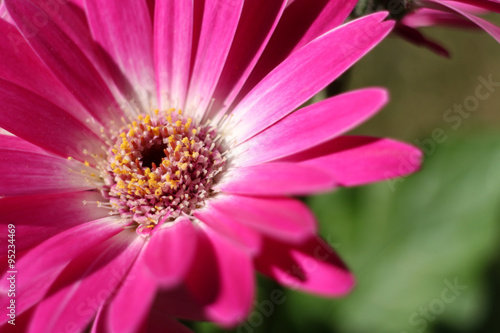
[192,21,500,333]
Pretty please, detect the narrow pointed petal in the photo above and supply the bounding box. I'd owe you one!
[29,0,108,77]
[281,136,423,186]
[0,150,95,197]
[232,88,388,166]
[155,0,193,109]
[143,217,198,287]
[186,229,254,326]
[230,12,394,143]
[108,249,158,333]
[5,0,122,124]
[255,236,355,296]
[210,0,287,118]
[218,162,335,196]
[0,218,122,324]
[186,0,244,118]
[27,231,143,333]
[86,0,155,108]
[0,78,103,161]
[241,0,357,95]
[0,134,48,154]
[194,206,262,254]
[0,191,108,251]
[426,0,500,42]
[150,229,254,326]
[203,195,316,243]
[0,20,89,123]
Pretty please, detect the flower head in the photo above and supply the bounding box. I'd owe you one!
[0,0,420,331]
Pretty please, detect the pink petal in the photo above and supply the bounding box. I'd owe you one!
[202,195,317,243]
[27,231,143,333]
[230,12,394,143]
[0,150,95,197]
[29,0,108,78]
[194,206,262,254]
[154,0,193,109]
[150,228,255,326]
[241,0,357,96]
[186,228,254,326]
[426,0,500,42]
[0,307,34,333]
[0,191,109,251]
[402,8,476,28]
[5,0,122,124]
[209,0,287,119]
[0,78,104,161]
[85,0,155,109]
[0,134,48,154]
[442,0,500,13]
[255,236,355,296]
[0,218,122,324]
[281,136,422,186]
[143,217,198,287]
[0,19,90,123]
[186,0,245,119]
[108,248,158,333]
[232,88,389,166]
[218,162,335,196]
[90,306,108,333]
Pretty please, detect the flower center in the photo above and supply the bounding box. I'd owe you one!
[101,109,226,234]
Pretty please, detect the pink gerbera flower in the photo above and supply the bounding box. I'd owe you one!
[397,0,500,56]
[0,0,420,332]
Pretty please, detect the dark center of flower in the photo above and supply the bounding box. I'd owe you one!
[101,109,226,234]
[140,142,168,169]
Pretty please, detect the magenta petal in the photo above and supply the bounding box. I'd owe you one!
[230,12,394,143]
[0,78,104,161]
[27,231,143,333]
[86,0,155,108]
[186,229,254,326]
[186,0,244,118]
[210,0,287,118]
[402,8,476,28]
[282,136,423,186]
[0,150,94,197]
[155,0,193,109]
[242,0,357,94]
[108,249,157,333]
[0,134,48,155]
[218,162,335,196]
[150,228,254,326]
[143,217,198,287]
[0,218,122,324]
[203,195,317,243]
[232,88,389,166]
[426,0,500,43]
[0,191,109,251]
[194,206,262,254]
[0,20,90,123]
[5,0,122,124]
[255,236,355,296]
